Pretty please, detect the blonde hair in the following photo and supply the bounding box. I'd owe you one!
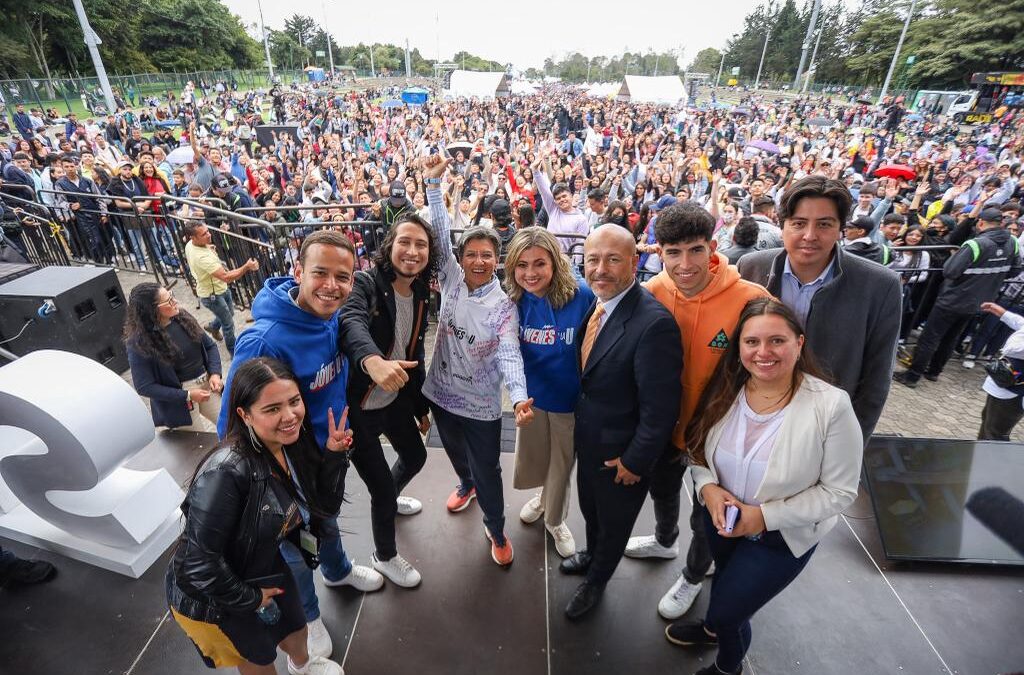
[503,227,579,309]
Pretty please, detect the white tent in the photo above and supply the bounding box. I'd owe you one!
[586,82,619,99]
[616,75,685,104]
[446,70,511,99]
[509,79,540,95]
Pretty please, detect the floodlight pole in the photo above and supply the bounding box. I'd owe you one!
[793,0,821,89]
[70,0,115,112]
[878,0,917,105]
[256,0,274,80]
[755,28,770,89]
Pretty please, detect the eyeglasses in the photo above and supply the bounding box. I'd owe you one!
[156,296,178,307]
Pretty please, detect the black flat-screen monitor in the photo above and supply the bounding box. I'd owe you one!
[863,436,1024,566]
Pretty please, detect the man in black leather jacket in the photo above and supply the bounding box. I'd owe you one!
[338,213,435,588]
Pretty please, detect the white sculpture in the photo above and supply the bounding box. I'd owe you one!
[0,350,184,578]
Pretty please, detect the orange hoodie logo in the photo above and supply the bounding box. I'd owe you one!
[708,329,730,352]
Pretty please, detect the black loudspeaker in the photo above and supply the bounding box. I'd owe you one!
[0,266,128,372]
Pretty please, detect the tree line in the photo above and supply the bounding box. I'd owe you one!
[527,0,1023,90]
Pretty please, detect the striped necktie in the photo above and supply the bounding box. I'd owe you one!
[580,302,606,369]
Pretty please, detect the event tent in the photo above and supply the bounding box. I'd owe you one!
[446,70,511,99]
[616,75,685,104]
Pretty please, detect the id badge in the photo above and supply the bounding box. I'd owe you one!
[299,527,319,556]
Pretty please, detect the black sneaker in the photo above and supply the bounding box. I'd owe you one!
[923,372,940,382]
[892,371,919,389]
[694,664,742,675]
[665,621,719,647]
[204,323,223,342]
[0,557,57,586]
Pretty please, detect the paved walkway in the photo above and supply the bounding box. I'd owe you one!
[125,270,1019,443]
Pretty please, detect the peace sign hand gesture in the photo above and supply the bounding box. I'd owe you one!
[326,406,353,453]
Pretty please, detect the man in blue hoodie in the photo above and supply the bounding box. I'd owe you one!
[217,229,384,662]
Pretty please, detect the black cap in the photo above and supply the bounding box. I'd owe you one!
[848,215,876,234]
[979,207,1004,224]
[489,199,511,220]
[388,180,406,205]
[212,173,233,190]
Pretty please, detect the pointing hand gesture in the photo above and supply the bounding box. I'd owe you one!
[326,406,353,453]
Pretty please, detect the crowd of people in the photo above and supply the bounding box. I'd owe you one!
[3,75,1024,675]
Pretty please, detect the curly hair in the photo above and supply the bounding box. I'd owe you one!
[372,213,438,285]
[123,282,205,363]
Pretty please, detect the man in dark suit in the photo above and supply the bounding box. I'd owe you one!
[560,225,682,619]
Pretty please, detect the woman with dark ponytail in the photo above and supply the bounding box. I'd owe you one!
[124,282,223,432]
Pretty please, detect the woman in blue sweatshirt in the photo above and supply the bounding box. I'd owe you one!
[505,227,595,558]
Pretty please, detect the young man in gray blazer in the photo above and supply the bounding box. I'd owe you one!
[737,175,902,443]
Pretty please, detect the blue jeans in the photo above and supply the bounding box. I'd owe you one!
[199,290,236,354]
[125,228,147,268]
[431,403,506,545]
[703,511,815,673]
[279,514,352,622]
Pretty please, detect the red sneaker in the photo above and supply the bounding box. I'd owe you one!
[446,485,477,513]
[486,530,514,566]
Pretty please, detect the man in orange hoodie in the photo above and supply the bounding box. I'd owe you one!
[624,201,772,620]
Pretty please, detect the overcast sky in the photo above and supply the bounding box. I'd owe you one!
[222,0,778,71]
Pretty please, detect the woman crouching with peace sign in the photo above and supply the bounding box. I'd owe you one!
[166,357,351,675]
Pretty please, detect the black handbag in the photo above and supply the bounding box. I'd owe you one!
[984,355,1024,390]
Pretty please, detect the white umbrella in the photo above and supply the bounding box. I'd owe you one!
[166,146,196,165]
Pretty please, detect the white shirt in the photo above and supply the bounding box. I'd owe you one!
[595,281,635,333]
[714,391,788,505]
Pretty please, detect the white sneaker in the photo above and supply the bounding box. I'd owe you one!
[305,617,332,660]
[288,655,344,675]
[657,573,703,620]
[320,563,384,592]
[519,494,544,523]
[372,552,422,588]
[962,358,976,369]
[624,534,679,559]
[396,495,422,516]
[545,522,576,558]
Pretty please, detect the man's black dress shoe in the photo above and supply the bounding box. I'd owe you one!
[559,551,592,575]
[565,581,604,620]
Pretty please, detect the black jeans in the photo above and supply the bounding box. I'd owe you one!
[909,306,974,378]
[978,394,1024,441]
[350,395,428,560]
[648,445,713,584]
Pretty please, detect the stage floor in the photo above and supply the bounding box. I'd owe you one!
[2,431,1021,675]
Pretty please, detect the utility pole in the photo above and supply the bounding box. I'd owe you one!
[70,0,115,112]
[654,53,661,77]
[255,0,274,80]
[803,20,824,93]
[878,0,917,104]
[755,28,770,89]
[793,0,821,89]
[405,39,412,78]
[370,46,376,78]
[321,0,334,76]
[715,52,725,88]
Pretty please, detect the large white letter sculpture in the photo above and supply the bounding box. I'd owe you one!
[0,350,184,578]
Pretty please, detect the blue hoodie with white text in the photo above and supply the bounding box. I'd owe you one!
[517,281,595,413]
[217,277,348,449]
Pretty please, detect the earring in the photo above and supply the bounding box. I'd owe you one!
[246,422,263,449]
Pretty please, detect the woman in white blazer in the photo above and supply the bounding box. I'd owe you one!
[664,298,862,675]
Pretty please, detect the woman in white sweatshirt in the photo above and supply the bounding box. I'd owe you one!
[664,298,862,675]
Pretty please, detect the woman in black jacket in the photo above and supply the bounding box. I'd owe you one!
[125,283,223,431]
[337,213,435,588]
[166,357,349,675]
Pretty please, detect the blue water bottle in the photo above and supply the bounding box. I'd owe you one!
[256,599,281,625]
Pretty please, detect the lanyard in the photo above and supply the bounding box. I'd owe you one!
[729,396,786,502]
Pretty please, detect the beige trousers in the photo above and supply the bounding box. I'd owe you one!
[513,408,576,527]
[175,376,221,434]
